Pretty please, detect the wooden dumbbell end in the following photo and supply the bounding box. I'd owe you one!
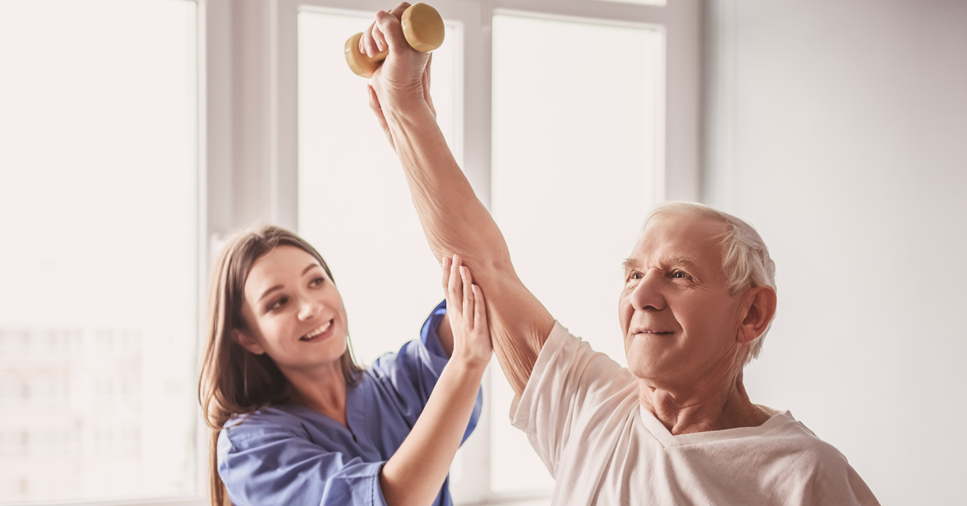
[401,3,445,53]
[344,32,389,78]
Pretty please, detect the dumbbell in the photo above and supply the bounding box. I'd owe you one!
[343,3,445,78]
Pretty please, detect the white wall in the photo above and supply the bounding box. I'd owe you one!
[704,0,967,504]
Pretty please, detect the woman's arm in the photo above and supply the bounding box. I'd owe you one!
[364,3,554,396]
[379,256,490,506]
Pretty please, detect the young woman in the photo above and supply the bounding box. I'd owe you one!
[198,225,491,506]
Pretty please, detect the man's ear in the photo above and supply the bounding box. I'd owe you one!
[737,286,777,345]
[233,329,266,356]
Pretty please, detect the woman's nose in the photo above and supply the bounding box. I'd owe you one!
[630,270,666,312]
[297,297,324,320]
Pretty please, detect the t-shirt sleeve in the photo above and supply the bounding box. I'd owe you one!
[509,321,635,478]
[368,300,483,444]
[218,414,387,506]
[802,444,881,506]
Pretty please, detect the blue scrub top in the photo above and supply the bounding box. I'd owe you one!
[217,300,482,506]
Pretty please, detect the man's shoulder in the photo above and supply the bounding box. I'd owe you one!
[751,410,852,469]
[543,322,634,379]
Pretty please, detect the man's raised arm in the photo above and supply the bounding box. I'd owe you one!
[363,4,553,395]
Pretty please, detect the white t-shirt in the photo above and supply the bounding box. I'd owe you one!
[510,322,879,506]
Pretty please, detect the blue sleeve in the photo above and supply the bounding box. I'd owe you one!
[369,300,483,444]
[218,414,387,506]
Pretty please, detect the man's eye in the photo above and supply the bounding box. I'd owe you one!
[671,271,688,279]
[629,272,643,281]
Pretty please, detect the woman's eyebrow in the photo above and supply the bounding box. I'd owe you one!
[258,285,283,302]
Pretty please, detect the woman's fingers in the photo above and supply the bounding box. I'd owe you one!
[459,265,472,316]
[471,284,489,334]
[447,255,462,317]
[440,255,451,292]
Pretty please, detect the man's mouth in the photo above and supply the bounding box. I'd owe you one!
[300,319,334,341]
[634,329,674,336]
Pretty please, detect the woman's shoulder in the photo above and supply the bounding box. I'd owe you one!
[221,405,312,444]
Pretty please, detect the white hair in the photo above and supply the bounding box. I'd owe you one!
[642,202,777,364]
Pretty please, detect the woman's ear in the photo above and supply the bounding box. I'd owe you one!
[737,285,777,345]
[233,329,266,356]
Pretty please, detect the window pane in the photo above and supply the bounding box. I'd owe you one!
[491,14,664,494]
[298,11,460,365]
[0,0,199,503]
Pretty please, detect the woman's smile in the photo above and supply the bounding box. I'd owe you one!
[301,318,335,342]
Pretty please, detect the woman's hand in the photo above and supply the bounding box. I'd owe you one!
[379,253,489,506]
[443,254,493,369]
[364,2,437,151]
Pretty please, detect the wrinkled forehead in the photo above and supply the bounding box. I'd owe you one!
[630,214,729,271]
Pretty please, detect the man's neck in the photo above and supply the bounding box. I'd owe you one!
[638,370,770,435]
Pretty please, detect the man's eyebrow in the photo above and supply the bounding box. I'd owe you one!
[670,256,701,271]
[622,256,700,271]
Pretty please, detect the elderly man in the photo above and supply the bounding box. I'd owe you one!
[361,4,879,504]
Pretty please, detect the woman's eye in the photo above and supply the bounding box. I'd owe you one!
[310,277,325,287]
[268,297,288,311]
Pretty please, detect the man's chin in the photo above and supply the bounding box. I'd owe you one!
[626,349,681,382]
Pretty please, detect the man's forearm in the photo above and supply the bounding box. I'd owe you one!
[379,97,554,395]
[382,98,512,276]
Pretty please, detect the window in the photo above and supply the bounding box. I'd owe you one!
[1,0,698,503]
[0,0,200,503]
[297,9,463,365]
[275,0,698,503]
[489,12,664,494]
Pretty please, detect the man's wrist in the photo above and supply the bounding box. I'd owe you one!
[382,95,434,122]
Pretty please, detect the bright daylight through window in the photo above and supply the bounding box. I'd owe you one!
[0,0,199,502]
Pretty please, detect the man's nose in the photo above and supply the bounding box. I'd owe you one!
[630,270,666,311]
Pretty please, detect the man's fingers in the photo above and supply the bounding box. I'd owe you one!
[422,53,437,118]
[375,9,408,52]
[367,85,394,150]
[360,20,377,56]
[389,2,411,19]
[372,22,387,52]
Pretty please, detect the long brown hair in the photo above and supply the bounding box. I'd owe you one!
[197,225,364,505]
